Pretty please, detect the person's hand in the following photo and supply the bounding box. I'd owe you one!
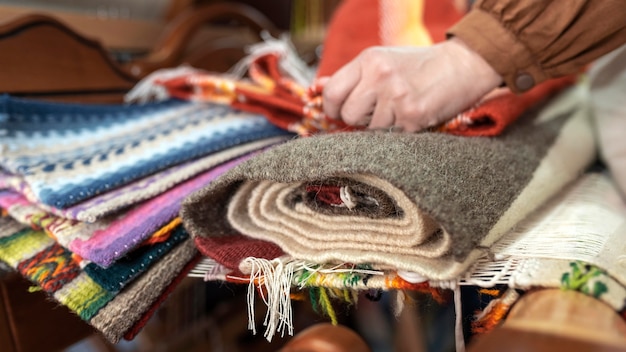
[322,38,503,132]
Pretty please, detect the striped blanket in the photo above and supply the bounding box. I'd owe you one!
[0,215,198,343]
[0,95,291,209]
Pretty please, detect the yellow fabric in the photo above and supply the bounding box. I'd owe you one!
[0,230,54,267]
[381,0,432,46]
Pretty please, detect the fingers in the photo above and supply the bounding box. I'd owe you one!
[368,100,395,130]
[339,82,378,126]
[321,44,495,133]
[322,59,362,120]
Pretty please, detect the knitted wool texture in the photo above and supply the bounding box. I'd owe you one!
[0,137,287,222]
[0,152,263,267]
[182,86,596,280]
[122,254,201,341]
[0,216,189,324]
[0,95,291,209]
[89,240,198,343]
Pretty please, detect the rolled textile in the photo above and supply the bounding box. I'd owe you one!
[182,85,596,281]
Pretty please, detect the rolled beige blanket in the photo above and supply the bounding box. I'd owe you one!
[182,85,595,280]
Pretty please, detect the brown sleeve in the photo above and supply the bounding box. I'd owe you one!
[447,0,626,92]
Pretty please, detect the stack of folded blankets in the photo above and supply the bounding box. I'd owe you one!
[0,95,292,343]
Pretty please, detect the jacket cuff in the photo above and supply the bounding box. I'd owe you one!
[447,9,548,93]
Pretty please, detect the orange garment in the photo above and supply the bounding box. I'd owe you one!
[449,0,626,92]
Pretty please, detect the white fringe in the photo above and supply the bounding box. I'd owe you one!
[243,256,297,341]
[124,32,314,105]
[189,174,622,349]
[188,257,231,281]
[228,31,315,87]
[124,65,205,103]
[393,290,405,317]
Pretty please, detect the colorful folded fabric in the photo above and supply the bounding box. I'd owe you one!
[0,150,264,267]
[125,52,350,137]
[129,59,575,139]
[0,136,287,222]
[0,215,193,342]
[0,95,291,209]
[182,84,595,281]
[436,76,576,136]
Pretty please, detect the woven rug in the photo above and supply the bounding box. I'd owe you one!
[452,171,626,312]
[0,150,263,267]
[0,136,287,222]
[189,171,626,343]
[0,215,195,342]
[0,95,291,209]
[183,83,596,282]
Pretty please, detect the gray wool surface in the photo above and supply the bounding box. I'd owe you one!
[181,106,569,261]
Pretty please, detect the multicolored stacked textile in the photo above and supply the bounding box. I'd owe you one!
[0,94,292,343]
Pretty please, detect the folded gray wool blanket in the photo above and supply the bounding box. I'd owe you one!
[181,86,596,280]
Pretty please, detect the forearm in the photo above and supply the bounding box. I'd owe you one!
[448,0,626,92]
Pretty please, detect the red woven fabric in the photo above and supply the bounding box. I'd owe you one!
[305,185,343,206]
[423,0,464,43]
[194,235,284,271]
[315,0,382,78]
[316,0,463,78]
[439,75,578,136]
[158,54,354,136]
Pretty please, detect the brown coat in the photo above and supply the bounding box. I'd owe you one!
[448,0,626,92]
